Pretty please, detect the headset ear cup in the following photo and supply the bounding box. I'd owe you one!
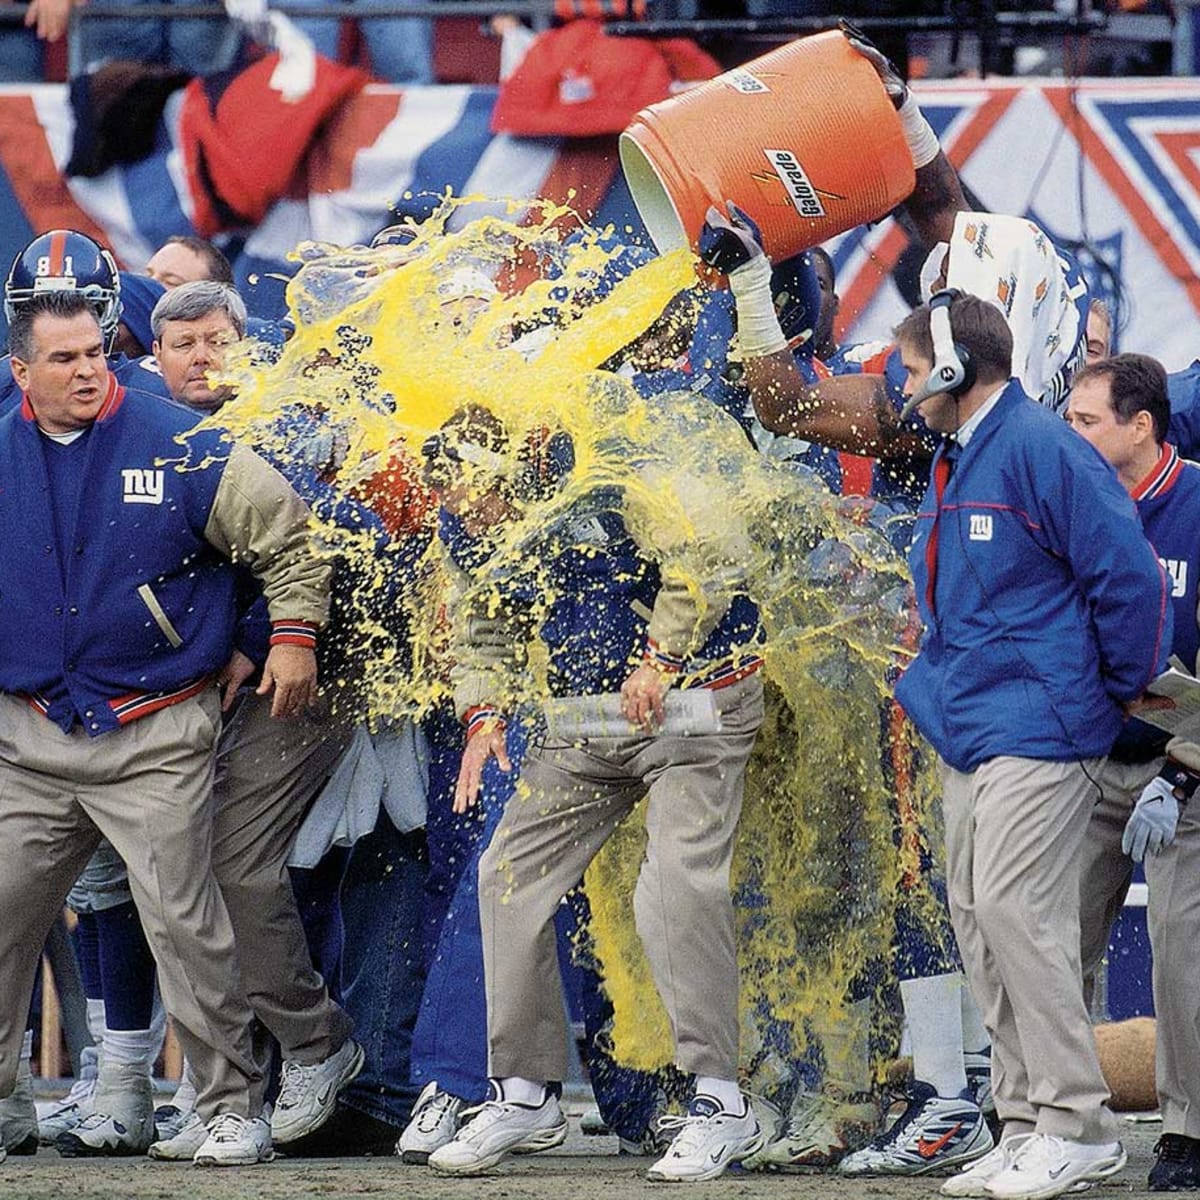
[952,342,976,397]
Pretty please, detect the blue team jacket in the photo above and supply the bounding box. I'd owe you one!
[1111,445,1200,761]
[441,488,763,700]
[0,379,239,734]
[896,380,1170,773]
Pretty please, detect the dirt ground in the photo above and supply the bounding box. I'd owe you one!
[0,1107,1168,1200]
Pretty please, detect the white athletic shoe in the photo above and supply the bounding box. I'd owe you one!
[148,1111,209,1160]
[397,1082,467,1164]
[942,1134,1036,1197]
[756,1089,880,1170]
[155,1070,198,1142]
[37,1076,97,1144]
[271,1038,364,1145]
[0,1058,38,1155]
[427,1081,567,1176]
[55,1063,154,1157]
[646,1093,765,1183]
[838,1081,993,1177]
[193,1111,275,1166]
[984,1133,1125,1199]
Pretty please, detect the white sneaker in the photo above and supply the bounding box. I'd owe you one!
[148,1111,208,1161]
[397,1081,466,1164]
[838,1081,993,1177]
[580,1107,610,1136]
[984,1133,1125,1199]
[37,1076,97,1144]
[193,1111,275,1166]
[756,1089,880,1170]
[55,1063,154,1157]
[271,1038,364,1144]
[427,1081,567,1176]
[0,1058,38,1154]
[942,1135,1036,1197]
[155,1070,198,1142]
[646,1093,765,1182]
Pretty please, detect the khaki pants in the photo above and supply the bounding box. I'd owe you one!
[1079,757,1200,1138]
[0,690,262,1118]
[480,675,764,1083]
[941,756,1119,1143]
[213,692,354,1065]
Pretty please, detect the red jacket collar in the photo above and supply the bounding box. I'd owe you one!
[19,372,124,426]
[1132,443,1183,502]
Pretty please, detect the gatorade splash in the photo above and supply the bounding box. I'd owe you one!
[197,196,952,1103]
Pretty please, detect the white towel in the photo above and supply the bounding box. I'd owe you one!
[288,719,430,868]
[923,211,1088,413]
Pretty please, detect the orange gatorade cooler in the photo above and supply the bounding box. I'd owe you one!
[619,30,915,259]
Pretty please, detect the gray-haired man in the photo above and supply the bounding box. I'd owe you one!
[142,281,363,1160]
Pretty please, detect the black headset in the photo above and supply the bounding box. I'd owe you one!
[899,288,977,420]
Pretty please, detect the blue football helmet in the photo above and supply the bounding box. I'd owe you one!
[4,229,121,337]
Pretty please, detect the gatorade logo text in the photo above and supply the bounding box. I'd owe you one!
[725,69,769,94]
[764,150,826,219]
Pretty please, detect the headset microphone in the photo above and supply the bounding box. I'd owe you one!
[897,289,976,422]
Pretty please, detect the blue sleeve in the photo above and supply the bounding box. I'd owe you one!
[113,354,173,402]
[1037,432,1171,702]
[1168,362,1200,458]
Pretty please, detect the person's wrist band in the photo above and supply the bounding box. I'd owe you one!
[729,256,788,358]
[1159,759,1199,804]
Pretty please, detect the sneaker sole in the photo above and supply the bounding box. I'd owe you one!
[194,1149,277,1167]
[272,1042,366,1145]
[148,1142,206,1161]
[56,1136,153,1158]
[429,1121,568,1176]
[399,1148,433,1165]
[646,1131,768,1183]
[987,1150,1126,1200]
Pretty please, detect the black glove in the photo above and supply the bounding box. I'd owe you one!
[839,18,907,110]
[698,202,766,276]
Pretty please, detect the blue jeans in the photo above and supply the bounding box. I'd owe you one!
[0,31,43,82]
[337,809,427,1126]
[288,2,433,82]
[73,3,240,75]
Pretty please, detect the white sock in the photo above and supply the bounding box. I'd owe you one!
[172,1060,198,1111]
[694,1076,744,1113]
[961,985,990,1055]
[901,973,969,1098]
[86,998,106,1047]
[101,1028,156,1073]
[497,1076,547,1106]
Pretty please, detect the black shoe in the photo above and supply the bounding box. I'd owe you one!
[274,1102,405,1158]
[1150,1133,1200,1191]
